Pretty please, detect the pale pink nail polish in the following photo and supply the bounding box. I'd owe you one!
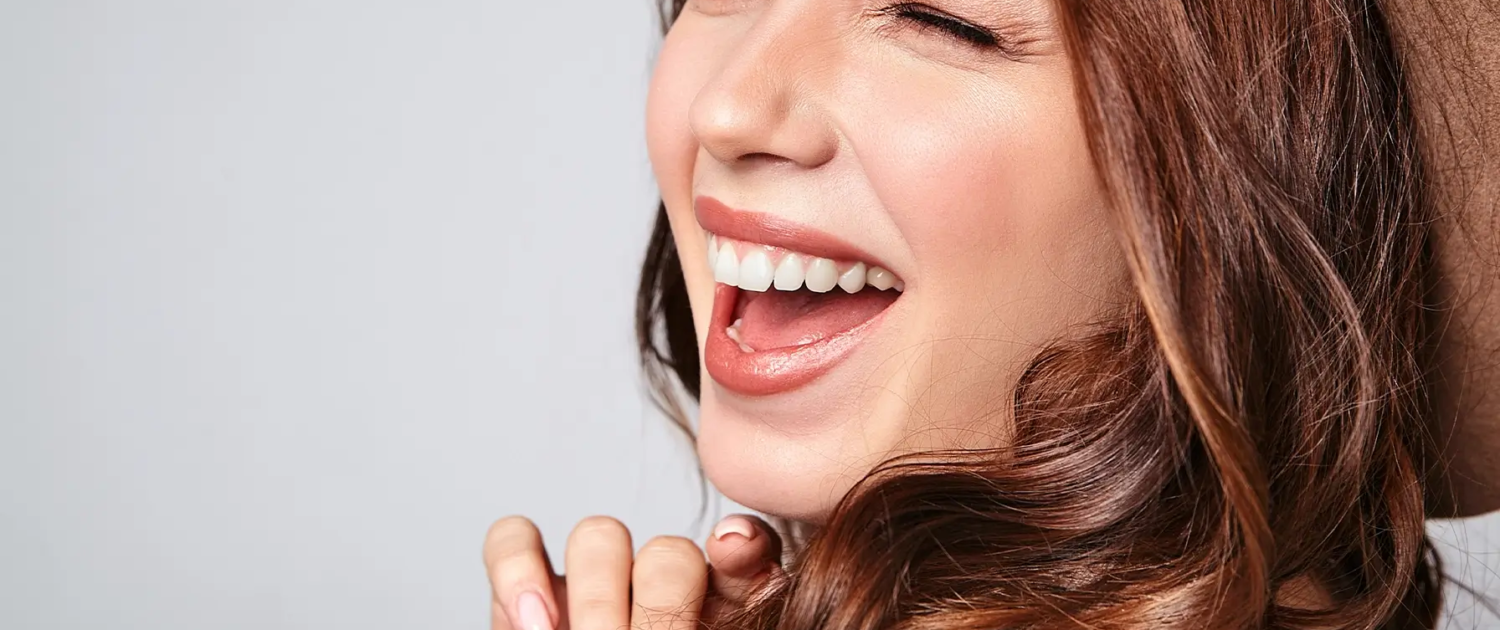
[515,591,552,630]
[712,517,756,541]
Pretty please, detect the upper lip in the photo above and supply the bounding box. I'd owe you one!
[694,195,895,271]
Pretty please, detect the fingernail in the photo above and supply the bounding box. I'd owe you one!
[515,591,552,630]
[712,516,756,541]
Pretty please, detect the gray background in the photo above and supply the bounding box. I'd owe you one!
[0,2,1494,628]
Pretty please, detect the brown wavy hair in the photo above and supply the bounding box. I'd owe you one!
[636,0,1447,628]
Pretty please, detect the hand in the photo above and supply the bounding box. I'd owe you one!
[484,514,783,630]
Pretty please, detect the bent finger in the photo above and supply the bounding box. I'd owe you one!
[630,536,709,630]
[492,575,567,630]
[564,516,633,630]
[485,516,561,630]
[705,514,782,604]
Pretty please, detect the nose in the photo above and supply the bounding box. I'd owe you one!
[687,9,840,169]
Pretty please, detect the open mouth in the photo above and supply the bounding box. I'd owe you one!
[701,230,904,396]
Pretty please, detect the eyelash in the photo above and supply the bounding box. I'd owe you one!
[880,2,1001,49]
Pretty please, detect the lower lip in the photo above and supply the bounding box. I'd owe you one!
[703,284,889,396]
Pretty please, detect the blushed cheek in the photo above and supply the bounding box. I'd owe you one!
[860,81,1109,301]
[877,97,1093,260]
[884,128,1023,269]
[848,76,1121,437]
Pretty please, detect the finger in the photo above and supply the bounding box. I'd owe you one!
[629,536,709,630]
[705,514,783,604]
[485,516,562,630]
[492,575,568,630]
[563,516,634,630]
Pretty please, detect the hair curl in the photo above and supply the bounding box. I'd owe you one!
[636,0,1446,627]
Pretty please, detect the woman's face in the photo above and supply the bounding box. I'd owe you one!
[646,0,1128,522]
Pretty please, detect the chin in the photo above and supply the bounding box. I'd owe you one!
[692,324,935,525]
[695,400,851,524]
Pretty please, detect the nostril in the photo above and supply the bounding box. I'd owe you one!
[737,152,794,165]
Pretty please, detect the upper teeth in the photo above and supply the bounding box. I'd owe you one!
[706,232,903,294]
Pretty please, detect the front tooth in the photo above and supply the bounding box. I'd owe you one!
[867,266,896,291]
[804,257,838,293]
[838,262,867,293]
[738,249,774,292]
[773,254,806,291]
[714,242,740,285]
[707,234,718,269]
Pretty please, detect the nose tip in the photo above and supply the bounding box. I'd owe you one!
[691,96,774,164]
[687,36,838,169]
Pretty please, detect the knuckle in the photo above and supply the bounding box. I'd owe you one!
[569,515,630,545]
[634,536,706,578]
[484,516,541,558]
[483,517,551,586]
[638,535,702,558]
[572,515,627,537]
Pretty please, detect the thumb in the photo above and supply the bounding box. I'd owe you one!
[704,514,783,606]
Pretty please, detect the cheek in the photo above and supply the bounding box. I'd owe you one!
[645,33,700,210]
[874,78,1101,265]
[856,67,1118,315]
[646,23,722,348]
[846,65,1126,433]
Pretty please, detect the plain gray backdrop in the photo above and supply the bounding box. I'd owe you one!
[0,1,1495,628]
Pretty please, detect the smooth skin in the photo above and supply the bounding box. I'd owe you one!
[484,514,782,630]
[484,3,1500,627]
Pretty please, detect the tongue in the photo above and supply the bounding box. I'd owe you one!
[736,289,897,350]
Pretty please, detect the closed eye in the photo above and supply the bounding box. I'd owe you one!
[881,2,1001,49]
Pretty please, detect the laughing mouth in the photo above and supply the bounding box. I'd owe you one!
[695,196,905,396]
[706,231,903,354]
